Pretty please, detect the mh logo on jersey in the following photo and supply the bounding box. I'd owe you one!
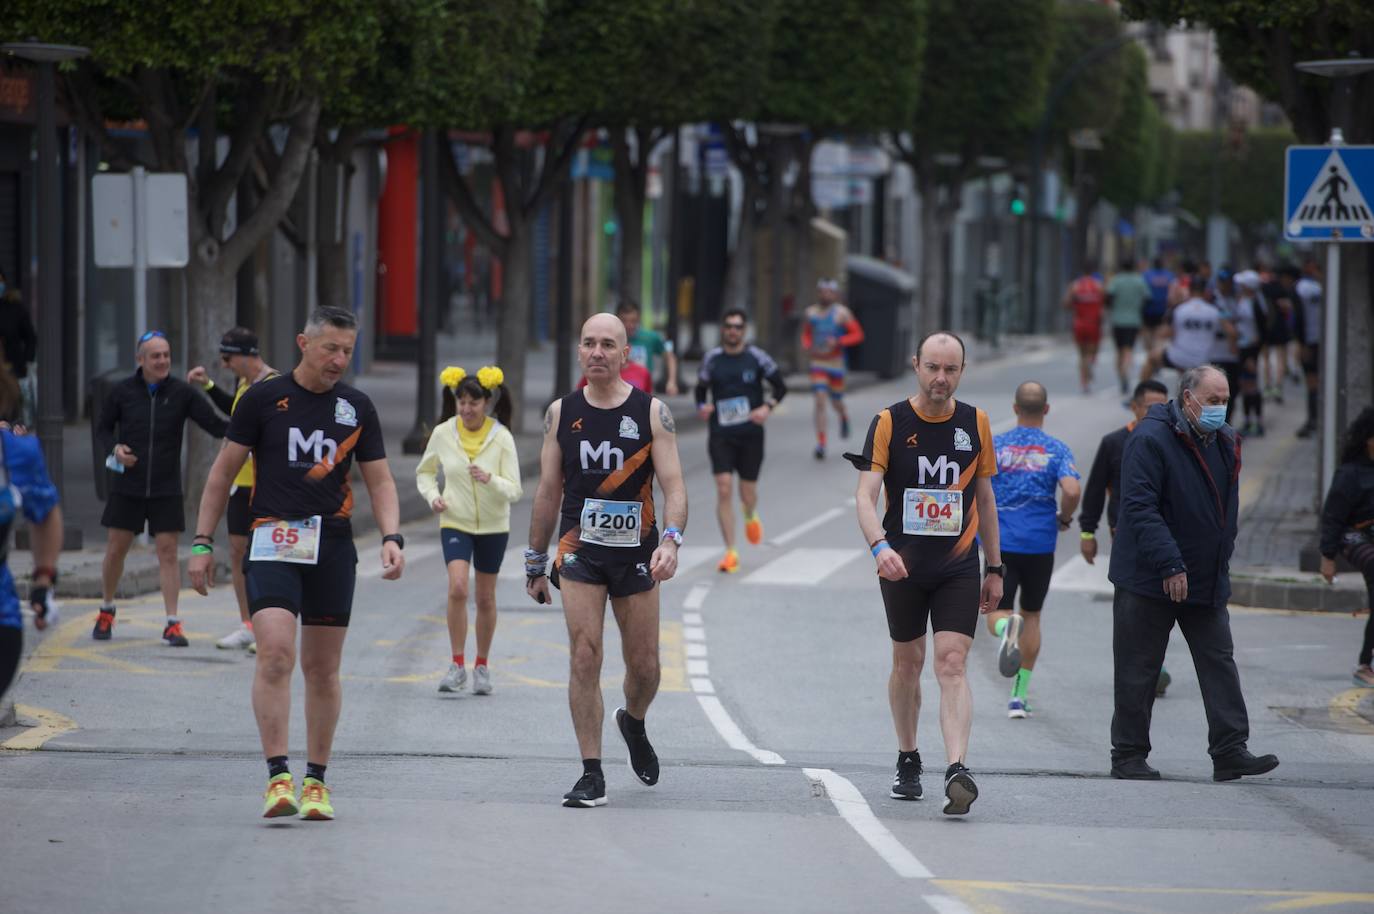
[580,439,624,472]
[289,427,338,466]
[918,454,959,486]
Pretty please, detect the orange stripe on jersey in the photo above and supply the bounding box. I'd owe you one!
[870,409,893,473]
[638,477,656,533]
[307,427,362,481]
[554,528,581,567]
[951,501,980,561]
[598,443,653,495]
[335,480,353,519]
[975,409,997,477]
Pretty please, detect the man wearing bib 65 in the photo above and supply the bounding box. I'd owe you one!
[526,312,688,808]
[847,331,1002,815]
[188,307,407,821]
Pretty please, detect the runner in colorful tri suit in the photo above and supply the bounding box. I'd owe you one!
[803,278,864,460]
[189,307,407,821]
[847,331,1002,816]
[696,308,787,574]
[526,312,688,809]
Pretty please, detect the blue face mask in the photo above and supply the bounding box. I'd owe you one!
[1195,402,1227,432]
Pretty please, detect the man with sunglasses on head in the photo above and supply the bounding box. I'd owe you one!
[696,308,786,573]
[94,330,228,645]
[187,328,280,652]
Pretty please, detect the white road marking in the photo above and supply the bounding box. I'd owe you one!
[1049,553,1113,594]
[696,695,786,765]
[690,677,715,694]
[682,611,703,626]
[685,642,707,658]
[743,548,859,586]
[923,894,976,914]
[686,659,710,676]
[684,626,706,642]
[683,584,710,610]
[672,545,720,576]
[802,768,933,879]
[772,506,845,546]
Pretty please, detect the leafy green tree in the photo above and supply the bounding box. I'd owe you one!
[891,0,1055,336]
[1172,127,1296,248]
[1098,43,1156,212]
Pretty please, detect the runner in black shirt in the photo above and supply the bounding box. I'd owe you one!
[189,307,406,821]
[696,308,786,573]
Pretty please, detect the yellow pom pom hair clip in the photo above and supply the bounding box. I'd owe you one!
[476,365,504,390]
[439,366,466,389]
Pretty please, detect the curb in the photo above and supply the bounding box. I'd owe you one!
[1228,573,1368,613]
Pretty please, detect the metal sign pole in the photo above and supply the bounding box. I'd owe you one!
[132,165,148,335]
[1321,241,1340,491]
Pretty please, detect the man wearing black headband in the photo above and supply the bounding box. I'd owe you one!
[188,327,280,652]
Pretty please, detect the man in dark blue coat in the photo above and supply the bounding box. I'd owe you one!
[1108,365,1279,782]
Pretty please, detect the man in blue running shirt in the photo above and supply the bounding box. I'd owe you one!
[1141,259,1174,351]
[986,382,1080,718]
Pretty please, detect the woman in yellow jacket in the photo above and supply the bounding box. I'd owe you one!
[416,366,522,695]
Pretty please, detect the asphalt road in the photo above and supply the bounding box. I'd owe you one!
[3,342,1372,914]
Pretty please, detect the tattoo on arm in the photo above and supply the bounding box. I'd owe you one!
[543,406,553,435]
[659,401,675,434]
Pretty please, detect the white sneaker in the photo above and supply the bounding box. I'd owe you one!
[438,663,467,693]
[472,665,492,695]
[217,624,255,650]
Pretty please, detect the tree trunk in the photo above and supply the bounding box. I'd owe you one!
[183,257,238,523]
[916,167,947,338]
[611,129,648,309]
[723,176,758,314]
[497,210,532,434]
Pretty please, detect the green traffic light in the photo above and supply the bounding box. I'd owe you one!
[603,220,617,235]
[1009,198,1027,216]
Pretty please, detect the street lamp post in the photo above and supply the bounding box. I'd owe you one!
[2,41,89,507]
[1293,54,1374,496]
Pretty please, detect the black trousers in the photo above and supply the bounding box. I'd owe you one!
[0,626,20,702]
[1345,541,1374,667]
[1111,588,1250,762]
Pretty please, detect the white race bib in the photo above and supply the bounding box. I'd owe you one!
[902,489,962,537]
[580,499,642,547]
[250,515,323,564]
[717,396,752,427]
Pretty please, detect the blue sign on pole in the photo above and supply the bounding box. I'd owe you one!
[1284,145,1374,241]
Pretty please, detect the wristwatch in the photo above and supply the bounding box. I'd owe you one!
[984,564,1005,577]
[661,528,683,546]
[382,533,405,550]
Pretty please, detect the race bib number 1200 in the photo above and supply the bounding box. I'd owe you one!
[580,499,642,547]
[902,489,962,537]
[250,515,323,564]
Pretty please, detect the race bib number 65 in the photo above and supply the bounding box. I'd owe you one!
[580,498,642,547]
[902,489,962,537]
[250,515,323,564]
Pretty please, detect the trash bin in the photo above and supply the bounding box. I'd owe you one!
[845,255,915,379]
[87,369,126,501]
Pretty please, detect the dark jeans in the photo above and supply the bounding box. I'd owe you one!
[1111,588,1250,762]
[1345,541,1374,666]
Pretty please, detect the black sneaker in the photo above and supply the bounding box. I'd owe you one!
[942,762,978,816]
[162,620,189,647]
[92,609,115,641]
[615,707,659,787]
[890,752,923,800]
[562,770,607,808]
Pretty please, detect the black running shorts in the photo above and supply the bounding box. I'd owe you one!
[996,551,1056,613]
[244,530,357,626]
[552,543,657,599]
[878,549,981,641]
[1112,326,1139,351]
[226,487,254,537]
[101,493,185,535]
[708,431,765,481]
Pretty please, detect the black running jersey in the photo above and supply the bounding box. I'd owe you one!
[849,399,996,566]
[226,373,386,532]
[695,345,787,437]
[555,386,659,562]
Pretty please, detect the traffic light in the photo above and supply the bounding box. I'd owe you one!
[603,219,617,236]
[1009,188,1026,216]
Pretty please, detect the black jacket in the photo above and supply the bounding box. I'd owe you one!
[1320,456,1374,558]
[1079,422,1136,535]
[95,369,228,498]
[0,296,37,379]
[1109,400,1241,609]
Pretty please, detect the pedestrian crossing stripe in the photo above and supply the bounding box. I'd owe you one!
[1284,145,1374,241]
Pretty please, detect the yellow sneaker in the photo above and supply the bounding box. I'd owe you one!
[299,777,334,821]
[744,514,764,546]
[262,773,298,818]
[717,549,739,574]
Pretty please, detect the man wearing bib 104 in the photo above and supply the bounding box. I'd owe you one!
[846,331,1002,816]
[526,312,688,809]
[189,307,407,822]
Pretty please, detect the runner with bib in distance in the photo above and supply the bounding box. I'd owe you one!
[803,278,864,459]
[696,308,787,574]
[525,312,688,809]
[188,307,407,821]
[846,331,1002,816]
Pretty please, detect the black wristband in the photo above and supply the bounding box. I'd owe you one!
[382,533,405,550]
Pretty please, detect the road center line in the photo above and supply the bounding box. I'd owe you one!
[772,506,846,546]
[923,894,976,914]
[802,768,934,879]
[683,584,710,610]
[695,695,786,765]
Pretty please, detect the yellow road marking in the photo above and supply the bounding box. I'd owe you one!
[660,620,686,692]
[933,879,1374,914]
[24,612,156,674]
[1329,688,1374,733]
[1,704,77,750]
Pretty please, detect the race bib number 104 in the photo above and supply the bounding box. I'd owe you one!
[902,489,962,537]
[250,515,324,564]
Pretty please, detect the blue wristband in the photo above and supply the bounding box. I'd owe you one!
[871,541,891,557]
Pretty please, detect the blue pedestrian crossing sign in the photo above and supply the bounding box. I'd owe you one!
[1284,145,1374,241]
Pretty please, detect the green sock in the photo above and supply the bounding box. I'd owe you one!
[1012,668,1032,699]
[994,617,1008,638]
